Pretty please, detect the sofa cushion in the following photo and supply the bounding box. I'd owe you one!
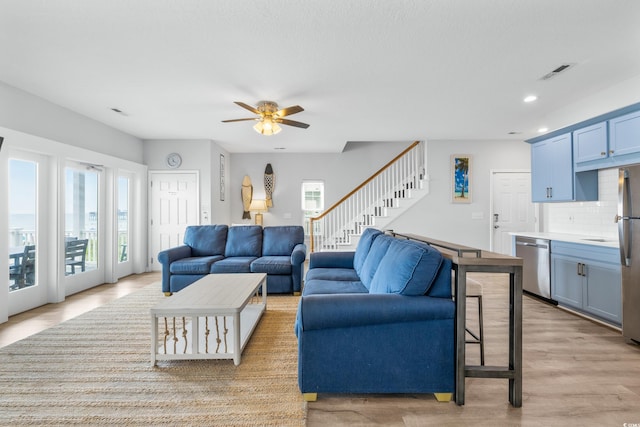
[302,279,368,296]
[262,226,304,256]
[225,225,263,257]
[305,267,360,282]
[359,234,393,289]
[183,225,228,256]
[353,228,383,277]
[251,256,292,275]
[369,239,443,295]
[169,255,224,274]
[210,256,257,273]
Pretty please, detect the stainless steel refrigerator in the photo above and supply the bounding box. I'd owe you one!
[617,165,640,343]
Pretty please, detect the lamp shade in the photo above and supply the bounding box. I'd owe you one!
[253,118,282,136]
[249,199,268,212]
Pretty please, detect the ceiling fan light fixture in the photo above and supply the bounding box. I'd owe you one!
[253,118,282,136]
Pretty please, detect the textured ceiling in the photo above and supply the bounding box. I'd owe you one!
[1,0,640,153]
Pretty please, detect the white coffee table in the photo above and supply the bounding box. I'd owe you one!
[150,273,267,366]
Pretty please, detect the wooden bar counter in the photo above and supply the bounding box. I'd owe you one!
[392,233,523,408]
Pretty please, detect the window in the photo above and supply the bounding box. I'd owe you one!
[301,181,324,235]
[8,159,37,291]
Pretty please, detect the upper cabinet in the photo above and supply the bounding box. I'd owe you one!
[531,133,598,202]
[531,133,574,201]
[528,102,640,193]
[609,110,640,157]
[573,121,608,164]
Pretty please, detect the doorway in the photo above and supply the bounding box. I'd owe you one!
[148,171,199,271]
[490,171,537,255]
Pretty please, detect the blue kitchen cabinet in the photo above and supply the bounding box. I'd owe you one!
[531,133,574,201]
[531,133,598,202]
[573,121,608,164]
[551,241,621,326]
[609,109,640,158]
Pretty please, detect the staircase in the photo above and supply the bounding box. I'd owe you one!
[310,141,428,252]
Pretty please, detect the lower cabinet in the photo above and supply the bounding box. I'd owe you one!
[551,241,621,325]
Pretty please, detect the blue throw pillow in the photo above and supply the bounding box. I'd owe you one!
[358,234,393,289]
[353,228,383,276]
[369,239,443,295]
[225,225,263,257]
[184,225,228,256]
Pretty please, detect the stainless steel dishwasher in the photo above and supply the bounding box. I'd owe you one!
[515,236,552,301]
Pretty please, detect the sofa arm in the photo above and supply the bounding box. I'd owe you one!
[291,243,307,266]
[308,251,354,269]
[157,245,192,294]
[157,245,192,266]
[297,294,454,332]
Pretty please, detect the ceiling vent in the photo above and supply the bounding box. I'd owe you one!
[540,63,575,81]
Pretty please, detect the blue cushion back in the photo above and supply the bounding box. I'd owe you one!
[183,225,228,256]
[262,226,304,256]
[358,234,393,289]
[225,225,263,257]
[369,239,444,295]
[353,228,383,276]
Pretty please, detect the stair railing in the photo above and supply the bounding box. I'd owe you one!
[310,140,425,252]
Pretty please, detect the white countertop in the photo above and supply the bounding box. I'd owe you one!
[510,231,619,248]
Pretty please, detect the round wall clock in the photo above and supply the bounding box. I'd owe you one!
[166,153,182,169]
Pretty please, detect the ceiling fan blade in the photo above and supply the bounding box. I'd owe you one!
[222,118,257,123]
[275,118,310,129]
[234,101,260,114]
[276,105,304,117]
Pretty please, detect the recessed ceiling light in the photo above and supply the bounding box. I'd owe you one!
[524,95,538,103]
[508,131,522,135]
[111,108,128,116]
[538,127,548,133]
[274,147,286,150]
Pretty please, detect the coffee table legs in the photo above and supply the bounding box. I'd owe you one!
[233,312,241,366]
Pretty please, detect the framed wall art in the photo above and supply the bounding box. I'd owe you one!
[219,154,225,201]
[451,154,471,203]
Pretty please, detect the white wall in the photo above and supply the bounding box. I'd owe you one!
[229,141,414,226]
[0,81,144,163]
[388,139,531,250]
[143,139,231,225]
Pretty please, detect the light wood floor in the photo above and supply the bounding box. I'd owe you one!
[2,271,640,426]
[0,272,157,348]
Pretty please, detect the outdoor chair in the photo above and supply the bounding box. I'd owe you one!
[65,239,88,275]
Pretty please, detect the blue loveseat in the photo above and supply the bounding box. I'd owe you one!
[158,225,306,295]
[295,228,454,401]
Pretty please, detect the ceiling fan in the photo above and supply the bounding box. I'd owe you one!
[222,101,310,135]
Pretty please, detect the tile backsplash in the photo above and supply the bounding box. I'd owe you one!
[544,168,618,238]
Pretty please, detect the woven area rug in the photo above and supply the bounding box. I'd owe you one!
[0,283,306,426]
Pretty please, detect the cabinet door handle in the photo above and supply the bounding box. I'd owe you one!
[610,150,614,154]
[577,263,582,276]
[601,151,606,156]
[582,263,587,277]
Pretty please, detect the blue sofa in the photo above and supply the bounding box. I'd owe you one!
[295,228,454,401]
[158,225,306,295]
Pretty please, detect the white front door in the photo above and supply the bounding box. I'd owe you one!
[490,171,537,255]
[149,172,199,271]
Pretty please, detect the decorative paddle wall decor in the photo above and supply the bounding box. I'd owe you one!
[241,175,253,219]
[264,163,275,207]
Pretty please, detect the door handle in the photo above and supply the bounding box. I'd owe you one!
[494,225,499,229]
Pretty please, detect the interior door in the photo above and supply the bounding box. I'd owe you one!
[149,172,199,271]
[7,151,49,315]
[491,171,537,255]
